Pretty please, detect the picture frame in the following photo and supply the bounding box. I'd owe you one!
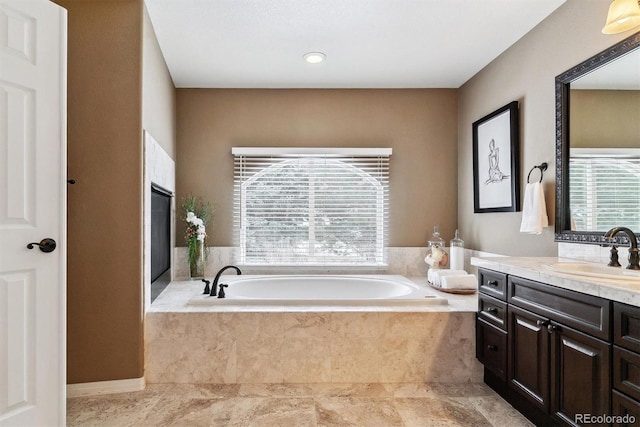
[472,101,520,213]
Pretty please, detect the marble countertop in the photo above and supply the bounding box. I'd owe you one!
[148,277,479,313]
[471,256,639,307]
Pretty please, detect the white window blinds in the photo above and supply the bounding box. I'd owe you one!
[233,148,391,267]
[569,149,640,231]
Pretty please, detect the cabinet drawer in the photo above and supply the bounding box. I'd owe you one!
[476,318,507,380]
[614,345,640,402]
[614,302,640,353]
[478,269,507,301]
[612,390,640,426]
[508,276,611,341]
[478,294,507,331]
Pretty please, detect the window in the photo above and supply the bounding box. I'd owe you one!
[569,148,640,231]
[233,147,391,267]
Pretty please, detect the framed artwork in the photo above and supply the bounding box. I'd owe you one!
[472,101,520,213]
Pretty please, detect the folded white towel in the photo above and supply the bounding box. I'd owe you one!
[428,269,468,286]
[440,274,478,290]
[520,181,549,234]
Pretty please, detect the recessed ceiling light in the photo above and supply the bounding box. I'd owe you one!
[304,52,326,64]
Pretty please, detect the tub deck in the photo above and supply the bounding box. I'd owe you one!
[150,277,477,313]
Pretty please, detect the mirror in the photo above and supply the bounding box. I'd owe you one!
[555,32,640,245]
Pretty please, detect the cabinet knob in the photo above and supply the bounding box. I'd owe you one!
[486,307,498,314]
[547,324,560,334]
[536,320,550,328]
[487,280,498,287]
[487,344,498,351]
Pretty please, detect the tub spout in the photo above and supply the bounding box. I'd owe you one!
[210,265,242,297]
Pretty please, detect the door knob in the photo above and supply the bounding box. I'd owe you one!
[26,238,57,253]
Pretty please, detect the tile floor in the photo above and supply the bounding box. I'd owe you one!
[66,382,533,426]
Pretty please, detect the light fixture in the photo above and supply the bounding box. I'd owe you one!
[303,52,326,64]
[602,0,640,34]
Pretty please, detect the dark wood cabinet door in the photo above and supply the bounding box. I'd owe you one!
[612,390,640,427]
[508,305,550,412]
[550,324,611,427]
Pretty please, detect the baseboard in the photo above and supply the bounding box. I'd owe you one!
[66,377,146,397]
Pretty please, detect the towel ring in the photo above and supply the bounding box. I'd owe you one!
[527,162,548,183]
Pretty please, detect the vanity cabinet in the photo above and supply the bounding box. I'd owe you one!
[477,269,614,427]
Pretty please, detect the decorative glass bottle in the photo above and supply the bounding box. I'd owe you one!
[425,225,448,269]
[450,229,465,271]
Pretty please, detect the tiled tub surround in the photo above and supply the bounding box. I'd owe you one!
[172,247,464,280]
[145,279,482,385]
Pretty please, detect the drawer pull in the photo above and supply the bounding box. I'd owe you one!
[487,280,498,287]
[487,345,498,351]
[485,307,498,314]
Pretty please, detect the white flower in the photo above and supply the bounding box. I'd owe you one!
[196,234,205,241]
[186,212,196,223]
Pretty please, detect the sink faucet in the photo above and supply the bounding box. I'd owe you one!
[210,265,242,296]
[604,227,640,270]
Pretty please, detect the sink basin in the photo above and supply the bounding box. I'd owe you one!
[543,262,640,282]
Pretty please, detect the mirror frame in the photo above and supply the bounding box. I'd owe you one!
[555,31,640,245]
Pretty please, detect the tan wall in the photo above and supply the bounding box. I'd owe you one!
[53,0,144,384]
[457,0,635,256]
[571,90,640,148]
[176,89,458,247]
[143,5,176,158]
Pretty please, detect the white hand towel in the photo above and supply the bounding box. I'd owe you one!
[520,181,549,234]
[440,274,478,290]
[429,269,468,286]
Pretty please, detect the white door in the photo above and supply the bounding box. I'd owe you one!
[0,0,66,426]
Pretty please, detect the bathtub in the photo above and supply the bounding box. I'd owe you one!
[187,274,448,306]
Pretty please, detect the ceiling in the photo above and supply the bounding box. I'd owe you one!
[144,0,566,89]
